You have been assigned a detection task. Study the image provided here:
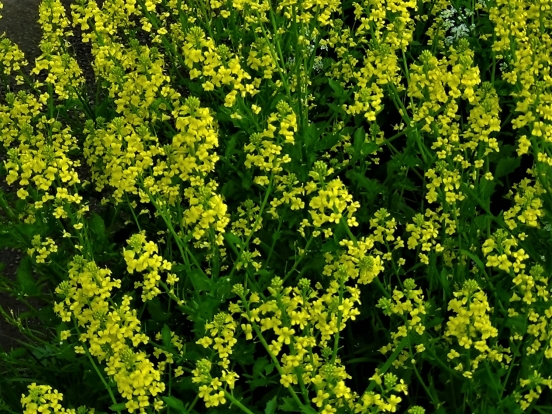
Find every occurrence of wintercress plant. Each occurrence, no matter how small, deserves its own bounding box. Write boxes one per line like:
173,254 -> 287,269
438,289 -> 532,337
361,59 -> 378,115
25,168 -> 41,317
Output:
0,0 -> 551,413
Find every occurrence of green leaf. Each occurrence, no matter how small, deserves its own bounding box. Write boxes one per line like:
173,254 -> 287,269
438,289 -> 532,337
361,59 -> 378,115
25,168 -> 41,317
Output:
279,397 -> 300,412
215,276 -> 233,300
234,340 -> 256,365
224,135 -> 238,159
366,337 -> 409,393
189,269 -> 211,292
265,363 -> 275,375
17,256 -> 39,296
224,232 -> 243,255
300,406 -> 318,414
328,78 -> 345,98
147,297 -> 171,322
89,213 -> 106,240
314,132 -> 341,152
161,396 -> 186,412
321,240 -> 338,252
265,396 -> 278,414
478,178 -> 496,202
459,249 -> 488,277
220,179 -> 242,202
161,324 -> 173,349
109,402 -> 127,412
304,122 -> 321,152
255,269 -> 274,285
241,172 -> 253,190
333,220 -> 348,243
0,228 -> 19,248
253,357 -> 270,378
353,126 -> 366,161
495,156 -> 520,179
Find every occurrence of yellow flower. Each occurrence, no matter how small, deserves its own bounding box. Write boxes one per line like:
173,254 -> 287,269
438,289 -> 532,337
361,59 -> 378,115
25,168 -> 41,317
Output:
312,389 -> 330,407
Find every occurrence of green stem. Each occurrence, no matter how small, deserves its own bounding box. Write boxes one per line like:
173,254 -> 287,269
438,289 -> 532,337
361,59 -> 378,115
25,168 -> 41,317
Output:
282,234 -> 314,283
73,321 -> 120,412
224,390 -> 255,414
227,175 -> 274,280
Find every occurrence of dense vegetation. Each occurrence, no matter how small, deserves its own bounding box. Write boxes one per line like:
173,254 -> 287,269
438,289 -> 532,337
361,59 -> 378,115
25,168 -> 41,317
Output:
0,0 -> 552,413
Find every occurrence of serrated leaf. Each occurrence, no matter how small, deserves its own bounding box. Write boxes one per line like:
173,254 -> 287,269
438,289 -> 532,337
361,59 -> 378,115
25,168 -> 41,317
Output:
253,357 -> 269,378
220,179 -> 241,202
109,402 -> 126,412
89,213 -> 106,239
161,324 -> 173,349
0,229 -> 19,248
328,78 -> 345,98
304,122 -> 321,152
321,240 -> 337,252
225,232 -> 242,245
315,132 -> 341,152
17,256 -> 39,296
478,179 -> 496,202
279,397 -> 300,412
459,249 -> 488,277
224,135 -> 237,158
300,406 -> 318,414
353,127 -> 365,161
265,396 -> 278,414
495,156 -> 520,179
161,396 -> 186,412
189,269 -> 211,292
265,363 -> 275,375
147,297 -> 171,322
241,172 -> 253,190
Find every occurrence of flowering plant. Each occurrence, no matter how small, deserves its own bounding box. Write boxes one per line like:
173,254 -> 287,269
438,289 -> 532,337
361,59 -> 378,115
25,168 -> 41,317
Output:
0,0 -> 551,413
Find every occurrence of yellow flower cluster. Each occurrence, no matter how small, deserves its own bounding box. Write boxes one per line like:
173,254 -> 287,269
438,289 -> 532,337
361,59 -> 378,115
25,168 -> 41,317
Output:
330,0 -> 418,121
268,171 -> 306,217
194,312 -> 240,407
21,383 -> 94,414
0,36 -> 27,84
297,160 -> 360,239
246,37 -> 279,80
516,370 -> 552,411
0,90 -> 82,224
489,0 -> 552,166
69,0 -> 142,44
324,237 -> 385,285
181,179 -> 230,247
183,25 -> 260,101
425,162 -> 466,205
83,116 -> 160,202
84,94 -> 230,247
123,231 -> 176,301
444,279 -> 509,379
196,274 -> 363,412
405,208 -> 445,265
27,234 -> 58,264
53,256 -> 165,413
503,175 -> 546,230
377,279 -> 427,359
355,370 -> 409,413
243,100 -> 297,185
32,0 -> 85,101
94,40 -> 172,124
231,199 -> 264,238
462,81 -> 501,155
368,208 -> 405,262
153,329 -> 185,373
3,115 -> 81,193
